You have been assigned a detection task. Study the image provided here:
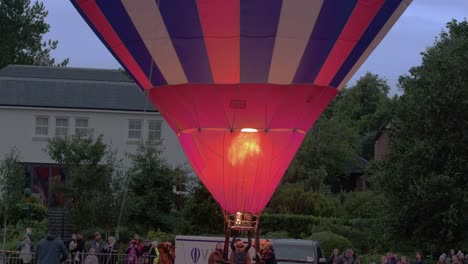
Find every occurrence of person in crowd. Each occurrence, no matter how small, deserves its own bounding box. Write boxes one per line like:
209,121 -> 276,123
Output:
414,252 -> 425,264
17,235 -> 33,264
450,250 -> 456,259
336,249 -> 354,264
208,243 -> 224,264
36,229 -> 68,264
143,239 -> 153,255
381,256 -> 388,264
353,253 -> 360,264
104,236 -> 119,264
90,232 -> 107,263
463,254 -> 468,264
148,241 -> 160,264
126,239 -> 141,264
167,242 -> 176,264
158,242 -> 174,264
261,240 -> 277,264
69,233 -> 79,263
134,235 -> 144,253
386,252 -> 398,264
90,232 -> 106,252
76,233 -> 85,259
84,248 -> 99,264
437,255 -> 447,264
452,255 -> 460,264
400,256 -> 410,264
230,233 -> 252,264
328,249 -> 339,264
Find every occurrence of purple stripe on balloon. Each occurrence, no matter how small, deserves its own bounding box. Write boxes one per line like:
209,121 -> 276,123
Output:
70,0 -> 145,90
158,0 -> 213,83
293,0 -> 358,84
240,0 -> 282,83
95,0 -> 167,86
330,0 -> 403,88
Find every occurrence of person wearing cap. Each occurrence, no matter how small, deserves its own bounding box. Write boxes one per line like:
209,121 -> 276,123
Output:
36,229 -> 68,264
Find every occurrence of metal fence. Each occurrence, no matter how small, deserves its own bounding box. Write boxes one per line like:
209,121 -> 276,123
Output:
0,250 -> 157,264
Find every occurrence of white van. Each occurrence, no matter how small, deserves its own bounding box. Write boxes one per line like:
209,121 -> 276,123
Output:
175,235 -> 326,264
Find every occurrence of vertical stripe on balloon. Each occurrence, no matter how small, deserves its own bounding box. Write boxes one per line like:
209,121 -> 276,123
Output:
72,0 -> 152,90
240,0 -> 282,83
196,0 -> 240,84
332,0 -> 411,90
314,0 -> 385,86
293,0 -> 358,84
95,0 -> 167,86
122,0 -> 187,85
158,0 -> 213,83
268,0 -> 324,84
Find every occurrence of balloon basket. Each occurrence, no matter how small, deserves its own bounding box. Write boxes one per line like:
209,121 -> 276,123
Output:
224,211 -> 259,232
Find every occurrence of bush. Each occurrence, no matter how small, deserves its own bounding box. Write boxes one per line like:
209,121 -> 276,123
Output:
260,214 -> 373,239
310,231 -> 353,257
263,231 -> 291,239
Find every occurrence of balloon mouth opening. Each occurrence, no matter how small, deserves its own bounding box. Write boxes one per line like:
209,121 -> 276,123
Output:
240,128 -> 258,133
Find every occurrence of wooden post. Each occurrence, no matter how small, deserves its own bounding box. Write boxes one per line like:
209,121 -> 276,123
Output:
255,220 -> 260,264
223,215 -> 231,262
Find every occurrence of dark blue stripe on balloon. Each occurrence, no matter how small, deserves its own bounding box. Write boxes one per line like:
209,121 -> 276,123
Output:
70,0 -> 145,90
95,0 -> 167,86
293,0 -> 358,84
240,0 -> 282,83
158,0 -> 213,83
330,0 -> 403,88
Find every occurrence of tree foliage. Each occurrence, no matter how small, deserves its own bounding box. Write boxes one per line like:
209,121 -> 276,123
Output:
370,20 -> 468,247
0,148 -> 25,206
0,0 -> 68,69
125,141 -> 178,232
287,73 -> 392,192
46,133 -> 123,231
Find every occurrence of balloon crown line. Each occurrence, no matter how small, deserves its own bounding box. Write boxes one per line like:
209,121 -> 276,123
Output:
177,127 -> 306,135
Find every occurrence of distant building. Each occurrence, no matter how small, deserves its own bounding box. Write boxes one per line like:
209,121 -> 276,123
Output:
0,65 -> 189,207
373,125 -> 390,161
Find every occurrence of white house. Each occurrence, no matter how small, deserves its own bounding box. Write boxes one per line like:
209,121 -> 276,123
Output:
0,65 -> 190,206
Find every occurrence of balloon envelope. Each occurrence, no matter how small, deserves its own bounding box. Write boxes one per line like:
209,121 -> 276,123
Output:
71,0 -> 411,214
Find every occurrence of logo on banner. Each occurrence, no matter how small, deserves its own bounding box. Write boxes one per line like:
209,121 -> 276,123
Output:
191,248 -> 201,263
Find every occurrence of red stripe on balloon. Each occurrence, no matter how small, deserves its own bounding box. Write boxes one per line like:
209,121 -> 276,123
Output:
196,0 -> 240,83
314,0 -> 385,86
76,0 -> 152,89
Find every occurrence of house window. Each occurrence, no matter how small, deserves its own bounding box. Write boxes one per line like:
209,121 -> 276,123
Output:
128,119 -> 142,140
148,120 -> 162,141
35,116 -> 49,136
75,118 -> 89,135
55,118 -> 69,137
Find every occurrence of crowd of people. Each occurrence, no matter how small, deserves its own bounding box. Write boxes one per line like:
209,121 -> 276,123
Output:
327,249 -> 468,264
15,231 -> 175,264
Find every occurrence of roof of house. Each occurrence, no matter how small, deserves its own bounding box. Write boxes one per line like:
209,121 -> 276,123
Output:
0,65 -> 157,112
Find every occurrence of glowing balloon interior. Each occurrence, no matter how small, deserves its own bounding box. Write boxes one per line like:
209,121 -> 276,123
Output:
71,0 -> 412,215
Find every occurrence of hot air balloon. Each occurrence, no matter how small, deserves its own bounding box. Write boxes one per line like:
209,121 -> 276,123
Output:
71,0 -> 411,251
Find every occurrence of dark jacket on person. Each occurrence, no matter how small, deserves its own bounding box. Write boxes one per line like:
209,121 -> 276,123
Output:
36,233 -> 68,264
261,246 -> 277,264
336,255 -> 354,264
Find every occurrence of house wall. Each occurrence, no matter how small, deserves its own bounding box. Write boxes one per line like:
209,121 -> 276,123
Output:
374,129 -> 390,161
0,106 -> 188,168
